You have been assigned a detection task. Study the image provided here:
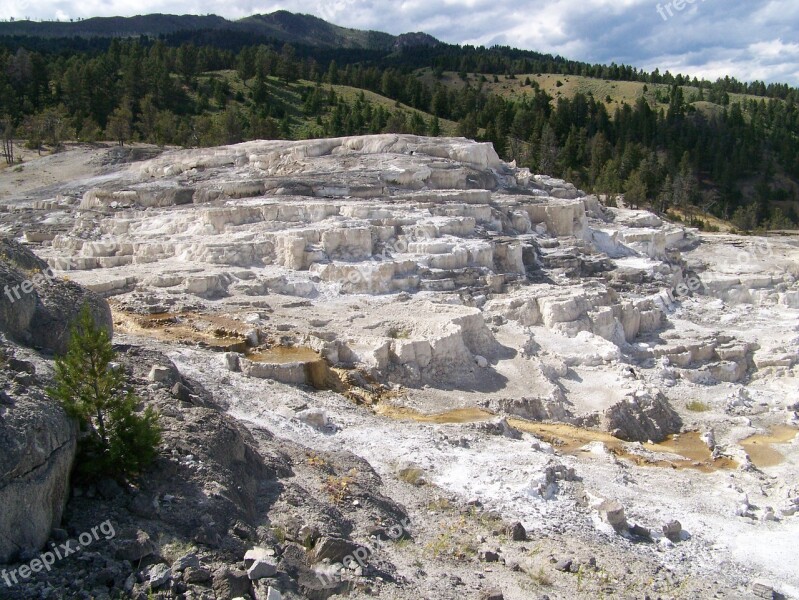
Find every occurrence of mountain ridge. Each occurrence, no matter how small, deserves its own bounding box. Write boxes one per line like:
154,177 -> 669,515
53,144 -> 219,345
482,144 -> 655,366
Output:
0,10 -> 441,50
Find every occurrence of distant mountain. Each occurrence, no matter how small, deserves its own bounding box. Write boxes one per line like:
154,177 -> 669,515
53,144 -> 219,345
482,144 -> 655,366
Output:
0,10 -> 440,51
0,14 -> 228,38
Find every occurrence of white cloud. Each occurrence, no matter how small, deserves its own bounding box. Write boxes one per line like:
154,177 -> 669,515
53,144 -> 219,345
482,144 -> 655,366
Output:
1,0 -> 797,85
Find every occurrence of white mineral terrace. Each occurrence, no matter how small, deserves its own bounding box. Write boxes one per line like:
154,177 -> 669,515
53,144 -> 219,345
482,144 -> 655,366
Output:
22,134 -> 799,594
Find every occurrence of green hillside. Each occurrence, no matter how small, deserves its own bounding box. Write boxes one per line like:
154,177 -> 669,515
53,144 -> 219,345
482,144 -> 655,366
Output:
1,13 -> 797,231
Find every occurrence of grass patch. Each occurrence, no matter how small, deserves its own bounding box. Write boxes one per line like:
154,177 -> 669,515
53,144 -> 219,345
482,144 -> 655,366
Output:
425,519 -> 478,559
397,467 -> 426,486
686,400 -> 710,412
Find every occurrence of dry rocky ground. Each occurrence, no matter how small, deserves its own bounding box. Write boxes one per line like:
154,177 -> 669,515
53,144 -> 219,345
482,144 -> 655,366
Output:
0,136 -> 797,600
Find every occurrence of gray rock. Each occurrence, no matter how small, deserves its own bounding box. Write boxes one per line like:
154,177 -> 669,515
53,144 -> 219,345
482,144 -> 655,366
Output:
184,566 -> 212,583
298,524 -> 320,546
479,549 -> 500,562
597,500 -> 628,532
223,352 -> 241,372
752,581 -> 775,599
115,530 -> 158,562
662,519 -> 682,542
212,567 -> 251,598
312,536 -> 359,563
603,390 -> 682,443
0,238 -> 112,354
554,559 -> 572,572
480,589 -> 504,600
297,408 -> 329,429
629,523 -> 651,539
244,546 -> 276,568
96,478 -> 123,499
0,391 -> 77,563
171,381 -> 192,402
172,552 -> 200,572
508,521 -> 527,541
148,365 -> 171,382
148,563 -> 172,589
128,493 -> 159,518
265,587 -> 282,600
247,557 -> 278,580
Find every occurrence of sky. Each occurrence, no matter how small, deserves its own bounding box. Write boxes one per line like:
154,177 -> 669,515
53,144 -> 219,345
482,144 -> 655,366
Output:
4,0 -> 799,86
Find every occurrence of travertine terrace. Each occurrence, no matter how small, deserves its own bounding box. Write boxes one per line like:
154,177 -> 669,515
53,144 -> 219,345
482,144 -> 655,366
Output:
4,135 -> 799,598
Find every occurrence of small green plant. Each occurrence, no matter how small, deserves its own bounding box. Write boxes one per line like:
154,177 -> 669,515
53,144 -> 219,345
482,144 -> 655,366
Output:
397,467 -> 425,486
161,539 -> 196,563
50,305 -> 161,482
425,517 -> 477,559
394,536 -> 413,549
388,327 -> 411,339
686,400 -> 710,412
271,525 -> 287,544
426,497 -> 453,512
306,451 -> 331,470
323,469 -> 357,504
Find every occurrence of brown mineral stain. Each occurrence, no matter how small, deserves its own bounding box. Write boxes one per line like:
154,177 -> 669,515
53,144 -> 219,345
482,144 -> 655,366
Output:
741,425 -> 798,468
374,405 -> 495,424
112,307 -> 249,351
374,405 -> 736,471
246,346 -> 321,364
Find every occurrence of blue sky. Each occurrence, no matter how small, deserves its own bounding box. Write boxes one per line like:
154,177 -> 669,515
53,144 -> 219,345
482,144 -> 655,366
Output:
4,0 -> 799,85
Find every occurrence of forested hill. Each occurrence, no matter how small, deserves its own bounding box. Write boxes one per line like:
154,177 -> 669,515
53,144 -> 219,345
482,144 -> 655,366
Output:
0,11 -> 440,51
0,12 -> 797,230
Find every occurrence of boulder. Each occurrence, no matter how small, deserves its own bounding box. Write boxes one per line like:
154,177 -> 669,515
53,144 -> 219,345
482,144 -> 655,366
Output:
247,557 -> 278,580
115,530 -> 158,562
312,536 -> 359,563
597,500 -> 628,532
148,564 -> 172,589
0,390 -> 77,563
662,520 -> 682,542
507,522 -> 527,541
0,238 -> 112,355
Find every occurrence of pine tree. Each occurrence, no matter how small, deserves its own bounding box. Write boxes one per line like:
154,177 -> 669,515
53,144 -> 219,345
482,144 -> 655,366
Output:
106,103 -> 133,146
50,306 -> 160,481
624,169 -> 647,209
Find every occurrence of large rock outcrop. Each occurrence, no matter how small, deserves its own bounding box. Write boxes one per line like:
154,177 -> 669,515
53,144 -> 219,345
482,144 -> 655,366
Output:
0,240 -> 113,563
0,239 -> 112,355
0,346 -> 77,563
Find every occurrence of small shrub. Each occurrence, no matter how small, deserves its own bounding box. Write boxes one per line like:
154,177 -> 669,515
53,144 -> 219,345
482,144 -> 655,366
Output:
324,469 -> 357,504
306,451 -> 330,469
271,525 -> 286,544
686,400 -> 710,412
388,327 -> 411,339
398,467 -> 425,486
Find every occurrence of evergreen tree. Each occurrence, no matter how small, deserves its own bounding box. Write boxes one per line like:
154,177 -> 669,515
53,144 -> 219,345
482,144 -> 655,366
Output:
50,306 -> 160,481
624,169 -> 648,209
106,103 -> 133,146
